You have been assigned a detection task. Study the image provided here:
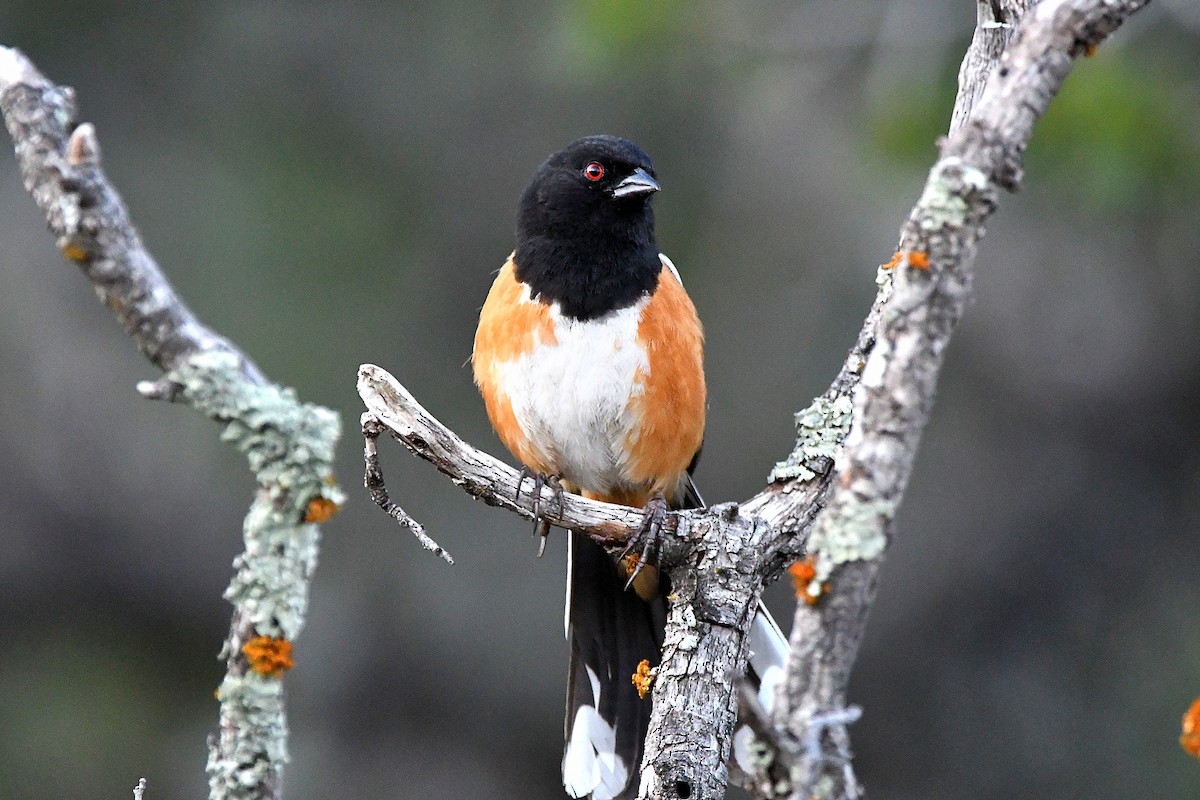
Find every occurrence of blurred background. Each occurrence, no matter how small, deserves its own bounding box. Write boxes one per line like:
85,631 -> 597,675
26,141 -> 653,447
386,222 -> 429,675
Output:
0,1 -> 1197,798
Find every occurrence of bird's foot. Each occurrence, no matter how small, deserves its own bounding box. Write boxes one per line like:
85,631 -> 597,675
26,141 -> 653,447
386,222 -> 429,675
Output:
620,493 -> 669,590
515,467 -> 564,557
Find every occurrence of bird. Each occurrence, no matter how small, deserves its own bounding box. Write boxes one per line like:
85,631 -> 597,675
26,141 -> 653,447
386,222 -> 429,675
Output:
472,135 -> 785,800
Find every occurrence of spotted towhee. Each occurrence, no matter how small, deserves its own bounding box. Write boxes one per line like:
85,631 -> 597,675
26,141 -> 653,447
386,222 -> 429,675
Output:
473,135 -> 785,799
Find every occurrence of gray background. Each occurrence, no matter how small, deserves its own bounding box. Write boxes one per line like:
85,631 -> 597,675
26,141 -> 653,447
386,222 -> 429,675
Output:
0,2 -> 1197,798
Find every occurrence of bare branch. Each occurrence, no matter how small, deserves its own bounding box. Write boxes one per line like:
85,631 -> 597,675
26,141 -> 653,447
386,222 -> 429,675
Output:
358,364 -> 648,546
0,46 -> 344,800
951,0 -> 1035,136
362,413 -> 455,564
742,0 -> 1032,579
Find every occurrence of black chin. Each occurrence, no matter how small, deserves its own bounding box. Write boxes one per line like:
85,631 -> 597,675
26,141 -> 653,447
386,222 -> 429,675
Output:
515,184 -> 660,321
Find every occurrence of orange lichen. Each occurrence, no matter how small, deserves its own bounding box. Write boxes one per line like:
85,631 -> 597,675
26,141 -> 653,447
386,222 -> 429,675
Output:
907,250 -> 930,270
242,635 -> 294,678
303,495 -> 340,523
881,250 -> 929,271
789,556 -> 828,606
632,659 -> 654,699
61,243 -> 88,262
1181,698 -> 1200,758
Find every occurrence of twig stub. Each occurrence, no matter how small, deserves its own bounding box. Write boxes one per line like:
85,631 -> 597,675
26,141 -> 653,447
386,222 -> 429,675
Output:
362,412 -> 455,564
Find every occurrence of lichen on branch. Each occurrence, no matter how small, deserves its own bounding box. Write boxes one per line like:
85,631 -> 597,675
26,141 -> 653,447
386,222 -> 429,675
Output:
0,45 -> 345,800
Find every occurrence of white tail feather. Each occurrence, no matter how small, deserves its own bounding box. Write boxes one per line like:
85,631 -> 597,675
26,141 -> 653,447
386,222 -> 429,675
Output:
563,702 -> 629,799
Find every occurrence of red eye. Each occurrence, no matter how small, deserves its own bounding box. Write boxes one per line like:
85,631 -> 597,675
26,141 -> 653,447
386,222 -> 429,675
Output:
584,162 -> 605,181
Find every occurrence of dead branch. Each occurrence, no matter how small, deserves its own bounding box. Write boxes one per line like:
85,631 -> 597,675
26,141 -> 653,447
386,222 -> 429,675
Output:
359,364 -> 662,547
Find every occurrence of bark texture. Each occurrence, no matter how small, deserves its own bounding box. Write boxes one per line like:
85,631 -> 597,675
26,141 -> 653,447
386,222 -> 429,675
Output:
0,46 -> 344,800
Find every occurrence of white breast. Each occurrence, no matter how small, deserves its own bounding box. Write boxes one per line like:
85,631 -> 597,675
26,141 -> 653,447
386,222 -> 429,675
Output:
497,289 -> 649,493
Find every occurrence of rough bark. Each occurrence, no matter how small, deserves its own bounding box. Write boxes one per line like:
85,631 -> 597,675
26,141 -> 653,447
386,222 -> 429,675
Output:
0,46 -> 345,800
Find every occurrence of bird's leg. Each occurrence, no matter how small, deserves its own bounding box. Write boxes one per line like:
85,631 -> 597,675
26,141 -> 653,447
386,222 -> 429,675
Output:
535,475 -> 567,557
516,467 -> 564,557
620,493 -> 669,590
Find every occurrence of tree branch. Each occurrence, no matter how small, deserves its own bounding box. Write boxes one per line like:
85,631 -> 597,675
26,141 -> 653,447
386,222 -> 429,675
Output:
773,2 -> 1150,798
363,414 -> 456,564
358,372 -> 773,800
0,46 -> 345,800
741,0 -> 1034,577
359,364 -> 650,546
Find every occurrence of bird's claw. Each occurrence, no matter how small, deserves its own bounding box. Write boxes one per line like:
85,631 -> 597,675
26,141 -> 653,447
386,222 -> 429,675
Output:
516,467 -> 564,558
620,493 -> 668,590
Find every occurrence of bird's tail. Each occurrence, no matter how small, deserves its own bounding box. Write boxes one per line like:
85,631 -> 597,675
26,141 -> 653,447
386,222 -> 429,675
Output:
563,531 -> 665,800
561,470 -> 790,799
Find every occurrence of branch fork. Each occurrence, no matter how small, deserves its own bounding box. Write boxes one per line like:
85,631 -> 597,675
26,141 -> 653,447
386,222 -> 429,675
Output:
359,362 -> 787,800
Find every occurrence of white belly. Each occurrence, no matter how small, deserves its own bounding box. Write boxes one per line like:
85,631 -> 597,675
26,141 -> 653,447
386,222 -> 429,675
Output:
497,298 -> 649,492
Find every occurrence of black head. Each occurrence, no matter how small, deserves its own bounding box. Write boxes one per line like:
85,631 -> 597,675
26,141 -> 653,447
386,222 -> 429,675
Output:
514,135 -> 662,321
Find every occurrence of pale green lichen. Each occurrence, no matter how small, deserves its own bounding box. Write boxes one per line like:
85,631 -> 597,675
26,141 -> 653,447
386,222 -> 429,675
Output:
914,157 -> 990,233
769,395 -> 855,484
207,673 -> 289,796
168,350 -> 344,641
807,497 -> 894,585
875,264 -> 894,302
167,350 -> 344,800
915,172 -> 971,231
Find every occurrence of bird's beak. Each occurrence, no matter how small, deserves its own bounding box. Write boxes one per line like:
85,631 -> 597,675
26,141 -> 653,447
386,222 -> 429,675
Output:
611,167 -> 660,199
